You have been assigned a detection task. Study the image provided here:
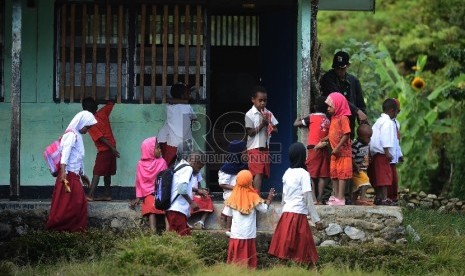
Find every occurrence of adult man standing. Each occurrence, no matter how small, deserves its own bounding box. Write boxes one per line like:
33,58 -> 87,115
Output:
320,51 -> 367,137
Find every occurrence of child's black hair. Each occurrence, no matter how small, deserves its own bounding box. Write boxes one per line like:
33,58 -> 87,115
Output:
357,123 -> 372,137
82,97 -> 98,113
251,85 -> 267,98
170,83 -> 188,99
314,96 -> 327,113
382,98 -> 398,112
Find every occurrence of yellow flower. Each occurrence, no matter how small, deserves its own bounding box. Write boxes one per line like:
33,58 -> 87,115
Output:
411,66 -> 419,71
411,77 -> 426,90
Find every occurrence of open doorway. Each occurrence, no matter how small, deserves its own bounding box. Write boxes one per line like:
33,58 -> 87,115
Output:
207,3 -> 297,193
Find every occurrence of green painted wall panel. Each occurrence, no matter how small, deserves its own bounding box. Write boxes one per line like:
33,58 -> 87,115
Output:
3,0 -> 12,103
37,0 -> 55,103
0,103 -> 206,187
21,3 -> 38,103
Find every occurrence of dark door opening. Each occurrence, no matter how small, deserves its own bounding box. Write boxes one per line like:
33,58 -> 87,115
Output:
206,6 -> 296,193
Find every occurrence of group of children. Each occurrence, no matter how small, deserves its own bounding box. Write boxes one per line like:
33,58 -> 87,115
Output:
49,81 -> 402,269
295,92 -> 402,206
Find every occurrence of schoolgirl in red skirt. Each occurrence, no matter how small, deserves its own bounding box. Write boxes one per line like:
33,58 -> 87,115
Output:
46,111 -> 97,232
268,142 -> 323,266
133,137 -> 168,232
222,170 -> 275,269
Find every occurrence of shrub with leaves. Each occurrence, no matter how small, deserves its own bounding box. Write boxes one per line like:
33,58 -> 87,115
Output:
0,229 -> 122,266
116,231 -> 203,275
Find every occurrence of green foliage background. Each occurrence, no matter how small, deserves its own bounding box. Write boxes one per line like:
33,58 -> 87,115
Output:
317,0 -> 465,197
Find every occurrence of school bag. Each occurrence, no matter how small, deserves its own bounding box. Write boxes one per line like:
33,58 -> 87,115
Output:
43,130 -> 75,177
155,163 -> 191,210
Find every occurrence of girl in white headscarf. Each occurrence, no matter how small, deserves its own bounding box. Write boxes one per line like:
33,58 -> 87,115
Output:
46,111 -> 97,232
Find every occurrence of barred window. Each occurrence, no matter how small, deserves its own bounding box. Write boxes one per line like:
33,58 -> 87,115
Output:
210,15 -> 259,46
55,2 -> 206,103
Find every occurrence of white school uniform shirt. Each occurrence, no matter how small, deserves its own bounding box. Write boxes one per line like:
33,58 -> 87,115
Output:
370,113 -> 397,157
392,118 -> 403,164
218,170 -> 237,200
281,168 -> 320,223
191,173 -> 203,190
245,106 -> 278,150
168,160 -> 194,217
222,203 -> 269,239
60,132 -> 84,175
158,104 -> 197,147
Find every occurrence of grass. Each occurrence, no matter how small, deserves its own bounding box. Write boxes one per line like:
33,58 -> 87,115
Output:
1,209 -> 465,275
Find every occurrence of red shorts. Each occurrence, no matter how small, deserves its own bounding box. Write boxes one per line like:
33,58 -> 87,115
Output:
306,148 -> 330,178
368,154 -> 393,187
329,155 -> 352,180
247,149 -> 270,178
93,150 -> 117,176
165,210 -> 191,236
141,194 -> 165,216
160,143 -> 177,167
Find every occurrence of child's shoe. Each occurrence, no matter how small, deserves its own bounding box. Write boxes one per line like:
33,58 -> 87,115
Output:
326,196 -> 336,205
328,197 -> 345,206
193,221 -> 205,230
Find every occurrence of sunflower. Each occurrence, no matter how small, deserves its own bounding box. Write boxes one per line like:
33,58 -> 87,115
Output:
411,77 -> 425,90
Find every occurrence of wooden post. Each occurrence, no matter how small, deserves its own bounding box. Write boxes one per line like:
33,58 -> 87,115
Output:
297,0 -> 312,143
60,5 -> 66,102
139,4 -> 146,103
173,5 -> 179,83
81,4 -> 87,101
105,4 -> 111,100
195,5 -> 201,93
92,4 -> 98,99
162,5 -> 168,103
70,4 -> 76,102
117,5 -> 123,103
10,0 -> 22,200
184,5 -> 190,84
151,5 -> 157,103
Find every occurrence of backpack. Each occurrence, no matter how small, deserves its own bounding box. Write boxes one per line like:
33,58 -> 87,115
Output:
43,130 -> 75,177
155,164 -> 191,210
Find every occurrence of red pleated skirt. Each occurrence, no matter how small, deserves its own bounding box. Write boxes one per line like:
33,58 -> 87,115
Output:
141,194 -> 165,216
191,195 -> 214,215
268,212 -> 319,264
45,171 -> 87,232
227,238 -> 257,269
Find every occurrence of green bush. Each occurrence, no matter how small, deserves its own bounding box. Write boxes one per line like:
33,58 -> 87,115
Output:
0,229 -> 136,266
192,231 -> 228,266
116,231 -> 203,275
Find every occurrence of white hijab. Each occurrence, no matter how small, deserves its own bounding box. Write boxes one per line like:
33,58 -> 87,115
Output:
64,110 -> 97,156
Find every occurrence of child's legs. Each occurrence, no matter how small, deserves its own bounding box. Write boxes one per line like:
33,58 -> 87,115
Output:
331,178 -> 339,197
311,178 -> 318,202
337,179 -> 346,200
317,178 -> 327,202
199,212 -> 209,223
226,216 -> 232,231
253,174 -> 263,192
103,175 -> 112,198
88,175 -> 100,198
148,214 -> 157,232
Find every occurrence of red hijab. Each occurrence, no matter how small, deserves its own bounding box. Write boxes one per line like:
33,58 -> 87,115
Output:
325,92 -> 351,118
135,137 -> 168,198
